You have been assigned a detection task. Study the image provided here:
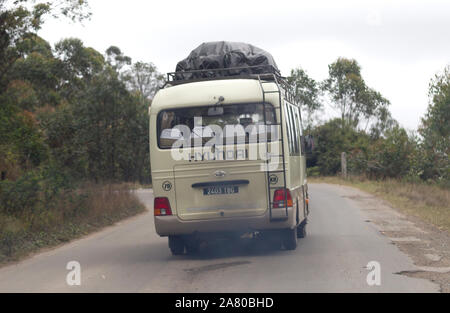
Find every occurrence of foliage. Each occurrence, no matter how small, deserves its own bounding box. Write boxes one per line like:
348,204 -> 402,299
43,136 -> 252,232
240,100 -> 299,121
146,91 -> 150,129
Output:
54,38 -> 104,99
0,16 -> 156,183
123,61 -> 165,106
0,91 -> 47,176
308,118 -> 370,175
307,61 -> 448,186
0,0 -> 160,263
0,179 -> 144,262
322,58 -> 391,133
311,118 -> 433,181
68,66 -> 150,182
358,126 -> 415,179
0,0 -> 90,89
418,65 -> 450,182
287,68 -> 322,131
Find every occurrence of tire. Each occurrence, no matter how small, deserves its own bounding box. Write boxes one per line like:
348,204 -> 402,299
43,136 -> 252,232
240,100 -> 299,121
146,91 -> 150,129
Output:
168,236 -> 185,255
282,228 -> 298,250
297,220 -> 307,238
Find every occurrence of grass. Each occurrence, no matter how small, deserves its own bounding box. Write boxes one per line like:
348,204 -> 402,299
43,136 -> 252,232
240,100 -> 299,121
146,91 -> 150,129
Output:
309,176 -> 450,233
0,183 -> 146,265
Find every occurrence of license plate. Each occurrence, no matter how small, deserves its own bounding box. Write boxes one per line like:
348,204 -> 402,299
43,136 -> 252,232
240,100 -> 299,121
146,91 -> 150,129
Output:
203,186 -> 239,196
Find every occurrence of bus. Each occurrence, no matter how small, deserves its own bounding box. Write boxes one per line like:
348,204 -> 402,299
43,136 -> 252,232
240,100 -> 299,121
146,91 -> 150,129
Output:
149,66 -> 310,255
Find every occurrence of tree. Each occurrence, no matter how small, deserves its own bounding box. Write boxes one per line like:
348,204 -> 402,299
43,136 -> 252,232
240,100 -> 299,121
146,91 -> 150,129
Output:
0,1 -> 90,181
105,46 -> 131,71
54,38 -> 104,100
124,61 -> 165,106
418,65 -> 450,181
10,35 -> 62,107
422,65 -> 450,141
365,126 -> 415,179
62,64 -> 148,182
36,42 -> 155,183
368,106 -> 398,139
322,58 -> 390,130
0,0 -> 90,90
287,68 -> 322,131
308,118 -> 370,175
0,90 -> 47,179
1,1 -> 91,22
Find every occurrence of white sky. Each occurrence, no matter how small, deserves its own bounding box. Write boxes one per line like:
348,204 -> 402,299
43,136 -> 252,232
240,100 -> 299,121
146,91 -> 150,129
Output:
39,0 -> 449,130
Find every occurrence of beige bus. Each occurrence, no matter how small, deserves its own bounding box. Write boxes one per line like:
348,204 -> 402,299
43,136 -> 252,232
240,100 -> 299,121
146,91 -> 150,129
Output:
149,67 -> 310,255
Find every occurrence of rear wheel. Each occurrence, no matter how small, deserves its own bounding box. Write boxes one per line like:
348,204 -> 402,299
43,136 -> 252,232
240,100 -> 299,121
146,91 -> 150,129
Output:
282,228 -> 298,250
168,236 -> 185,255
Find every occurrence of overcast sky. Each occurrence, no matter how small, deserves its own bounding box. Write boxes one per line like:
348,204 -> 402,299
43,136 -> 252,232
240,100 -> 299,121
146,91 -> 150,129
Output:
39,0 -> 449,130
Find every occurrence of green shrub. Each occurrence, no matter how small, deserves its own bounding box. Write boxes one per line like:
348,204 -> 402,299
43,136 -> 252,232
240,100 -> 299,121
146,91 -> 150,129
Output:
365,126 -> 415,179
0,215 -> 25,257
0,171 -> 41,216
309,118 -> 370,176
307,166 -> 321,177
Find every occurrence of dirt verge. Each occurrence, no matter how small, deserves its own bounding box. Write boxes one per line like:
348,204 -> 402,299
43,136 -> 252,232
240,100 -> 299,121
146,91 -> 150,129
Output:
317,182 -> 450,293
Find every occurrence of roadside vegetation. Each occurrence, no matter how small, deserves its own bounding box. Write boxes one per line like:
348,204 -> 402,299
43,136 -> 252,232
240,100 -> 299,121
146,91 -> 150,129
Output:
0,1 -> 158,263
288,51 -> 448,233
0,183 -> 144,263
292,60 -> 449,188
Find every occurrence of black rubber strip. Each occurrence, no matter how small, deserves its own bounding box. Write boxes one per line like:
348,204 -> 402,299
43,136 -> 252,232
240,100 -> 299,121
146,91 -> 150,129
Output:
192,180 -> 250,188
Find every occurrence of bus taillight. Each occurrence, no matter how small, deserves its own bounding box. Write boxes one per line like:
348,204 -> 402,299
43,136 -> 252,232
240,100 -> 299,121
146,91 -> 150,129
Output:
154,197 -> 173,216
273,189 -> 293,208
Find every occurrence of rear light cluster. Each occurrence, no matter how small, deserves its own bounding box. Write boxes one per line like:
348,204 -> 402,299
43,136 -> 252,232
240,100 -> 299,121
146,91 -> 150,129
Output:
273,188 -> 293,208
154,197 -> 173,216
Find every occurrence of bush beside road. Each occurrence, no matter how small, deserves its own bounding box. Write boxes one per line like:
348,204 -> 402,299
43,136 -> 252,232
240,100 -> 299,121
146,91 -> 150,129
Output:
0,183 -> 145,265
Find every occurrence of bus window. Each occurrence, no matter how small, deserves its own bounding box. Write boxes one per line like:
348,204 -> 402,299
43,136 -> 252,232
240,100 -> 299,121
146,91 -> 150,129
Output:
284,104 -> 293,155
293,106 -> 303,155
285,103 -> 300,156
288,104 -> 300,156
291,106 -> 300,155
157,103 -> 276,149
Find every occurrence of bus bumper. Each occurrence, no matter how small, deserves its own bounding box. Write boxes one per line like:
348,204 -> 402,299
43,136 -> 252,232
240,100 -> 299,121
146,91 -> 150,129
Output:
154,207 -> 296,236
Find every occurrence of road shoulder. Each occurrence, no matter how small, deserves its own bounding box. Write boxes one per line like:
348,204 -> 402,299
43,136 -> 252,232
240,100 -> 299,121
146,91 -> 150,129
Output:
312,182 -> 450,293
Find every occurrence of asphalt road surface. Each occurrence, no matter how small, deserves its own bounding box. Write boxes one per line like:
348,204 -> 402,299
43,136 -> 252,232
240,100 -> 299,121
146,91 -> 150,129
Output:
0,184 -> 439,292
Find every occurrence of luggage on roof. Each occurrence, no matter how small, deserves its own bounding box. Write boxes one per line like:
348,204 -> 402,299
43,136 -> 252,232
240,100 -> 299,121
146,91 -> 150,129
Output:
174,41 -> 280,80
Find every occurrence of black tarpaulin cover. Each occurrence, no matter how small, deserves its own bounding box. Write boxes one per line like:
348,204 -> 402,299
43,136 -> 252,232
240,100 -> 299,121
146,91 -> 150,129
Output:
175,41 -> 280,80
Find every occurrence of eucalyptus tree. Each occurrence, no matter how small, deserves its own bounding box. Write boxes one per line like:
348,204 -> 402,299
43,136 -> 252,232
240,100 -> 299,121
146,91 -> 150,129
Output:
322,58 -> 390,131
418,65 -> 450,181
287,67 -> 322,131
124,61 -> 165,106
0,0 -> 90,89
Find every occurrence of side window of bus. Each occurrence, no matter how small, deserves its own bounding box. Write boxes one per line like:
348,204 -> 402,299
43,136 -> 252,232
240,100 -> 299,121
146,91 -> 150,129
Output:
291,106 -> 300,155
298,108 -> 306,155
285,103 -> 300,156
293,106 -> 304,155
284,103 -> 294,155
290,106 -> 300,155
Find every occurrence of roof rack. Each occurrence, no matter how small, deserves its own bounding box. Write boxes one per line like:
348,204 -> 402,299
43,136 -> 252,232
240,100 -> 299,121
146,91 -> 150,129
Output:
167,64 -> 279,81
164,65 -> 298,106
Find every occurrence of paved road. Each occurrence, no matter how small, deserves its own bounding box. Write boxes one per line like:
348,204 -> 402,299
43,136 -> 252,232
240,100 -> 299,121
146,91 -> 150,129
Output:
0,184 -> 439,292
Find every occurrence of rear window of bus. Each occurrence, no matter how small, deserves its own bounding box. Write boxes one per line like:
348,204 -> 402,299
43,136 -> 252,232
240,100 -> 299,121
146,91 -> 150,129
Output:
157,103 -> 276,149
